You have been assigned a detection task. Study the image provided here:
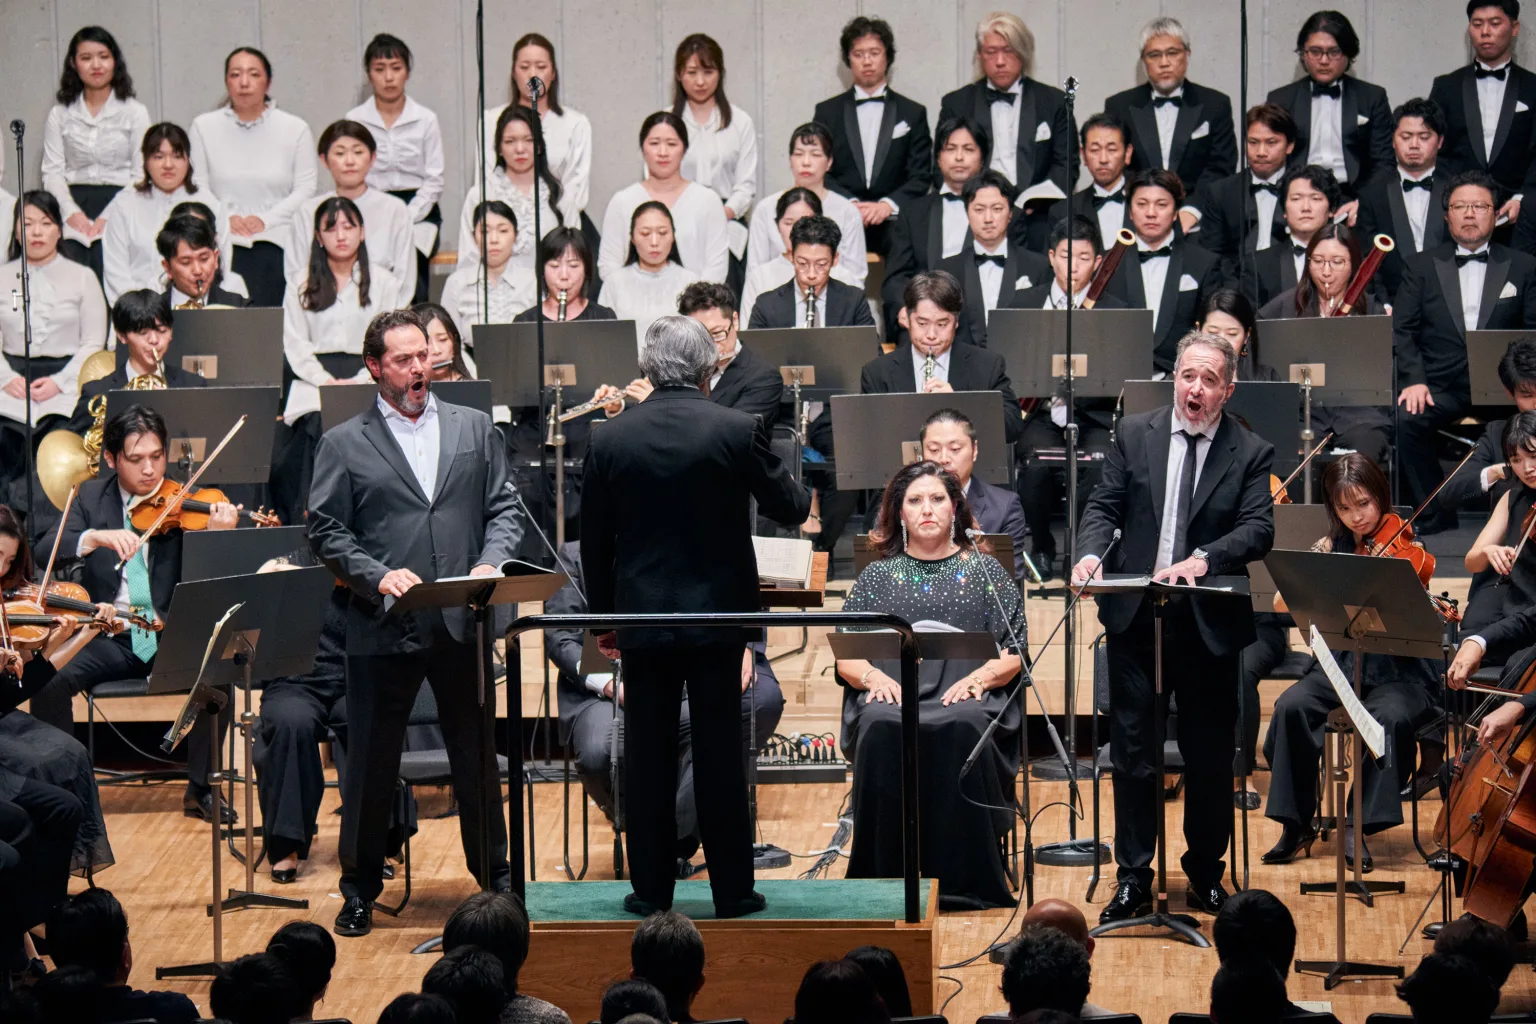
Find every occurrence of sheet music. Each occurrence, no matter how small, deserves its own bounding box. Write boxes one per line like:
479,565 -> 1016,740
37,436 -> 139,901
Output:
1085,575 -> 1236,591
1309,625 -> 1386,758
753,536 -> 814,588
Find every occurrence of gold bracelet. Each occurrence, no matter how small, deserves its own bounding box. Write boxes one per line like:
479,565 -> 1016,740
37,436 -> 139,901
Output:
859,667 -> 879,689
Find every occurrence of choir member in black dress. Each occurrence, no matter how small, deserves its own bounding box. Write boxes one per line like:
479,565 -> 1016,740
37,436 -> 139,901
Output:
919,408 -> 1028,581
1441,336 -> 1536,513
1190,103 -> 1296,284
1242,164 -> 1343,309
1354,98 -> 1452,303
816,16 -> 932,255
747,216 -> 875,330
1046,113 -> 1134,252
678,281 -> 782,427
1461,412 -> 1536,636
1263,454 -> 1439,870
1265,10 -> 1393,195
836,460 -> 1025,909
936,171 -> 1050,347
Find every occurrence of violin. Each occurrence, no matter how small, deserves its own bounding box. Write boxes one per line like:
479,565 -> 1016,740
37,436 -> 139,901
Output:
1270,433 -> 1335,506
128,478 -> 280,536
1364,512 -> 1436,587
4,581 -> 160,634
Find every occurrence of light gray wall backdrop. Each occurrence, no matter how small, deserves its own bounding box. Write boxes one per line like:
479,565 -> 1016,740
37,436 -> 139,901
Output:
0,1 -> 1524,254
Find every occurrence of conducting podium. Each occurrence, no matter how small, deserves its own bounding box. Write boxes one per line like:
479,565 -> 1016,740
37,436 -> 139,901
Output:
830,392 -> 1011,491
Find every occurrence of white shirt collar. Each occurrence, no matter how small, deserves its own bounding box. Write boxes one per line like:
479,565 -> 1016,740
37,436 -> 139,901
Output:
1478,58 -> 1513,72
1094,177 -> 1126,197
376,390 -> 438,425
1152,83 -> 1186,99
223,100 -> 274,129
1400,165 -> 1436,182
973,238 -> 1008,257
1253,167 -> 1285,185
1049,280 -> 1088,307
1171,407 -> 1219,440
716,339 -> 742,371
682,103 -> 721,130
1457,242 -> 1492,257
854,83 -> 889,101
938,183 -> 960,197
1001,78 -> 1023,95
1137,233 -> 1173,252
358,95 -> 424,129
71,92 -> 122,118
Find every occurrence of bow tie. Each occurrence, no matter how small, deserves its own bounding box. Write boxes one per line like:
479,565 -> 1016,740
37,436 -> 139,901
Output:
1456,250 -> 1490,266
1311,81 -> 1342,100
1402,177 -> 1434,193
1250,180 -> 1283,196
1138,246 -> 1173,262
1477,64 -> 1509,80
975,252 -> 1007,267
854,94 -> 886,106
941,192 -> 964,203
1152,95 -> 1182,108
986,86 -> 1017,106
1292,244 -> 1309,258
1091,190 -> 1124,209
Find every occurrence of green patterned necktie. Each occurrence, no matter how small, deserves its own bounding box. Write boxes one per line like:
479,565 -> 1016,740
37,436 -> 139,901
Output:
123,511 -> 157,662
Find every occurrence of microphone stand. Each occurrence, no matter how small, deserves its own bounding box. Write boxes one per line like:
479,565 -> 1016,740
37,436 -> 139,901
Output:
475,0 -> 489,329
10,121 -> 32,526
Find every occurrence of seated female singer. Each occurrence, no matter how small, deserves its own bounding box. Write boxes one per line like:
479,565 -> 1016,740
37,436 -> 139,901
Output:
1263,453 -> 1440,870
412,302 -> 474,382
596,112 -> 730,285
835,461 -> 1025,910
599,202 -> 702,354
1463,413 -> 1536,636
482,32 -> 592,225
455,104 -> 562,277
739,187 -> 859,326
1257,221 -> 1391,468
439,201 -> 537,344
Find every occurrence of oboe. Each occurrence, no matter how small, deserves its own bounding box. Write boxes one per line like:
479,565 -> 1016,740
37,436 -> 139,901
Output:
556,289 -> 568,322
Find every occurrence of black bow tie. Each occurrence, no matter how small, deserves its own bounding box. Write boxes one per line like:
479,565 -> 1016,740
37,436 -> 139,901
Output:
1402,177 -> 1434,193
854,94 -> 886,106
1477,64 -> 1509,80
986,86 -> 1017,106
1138,246 -> 1173,262
1293,244 -> 1309,257
941,191 -> 964,202
1152,95 -> 1182,108
1091,190 -> 1124,209
1250,180 -> 1283,196
1311,81 -> 1342,100
1456,250 -> 1490,266
975,252 -> 1007,267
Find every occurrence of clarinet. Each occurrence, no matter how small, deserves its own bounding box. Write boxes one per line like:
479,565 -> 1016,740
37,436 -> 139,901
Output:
556,289 -> 568,322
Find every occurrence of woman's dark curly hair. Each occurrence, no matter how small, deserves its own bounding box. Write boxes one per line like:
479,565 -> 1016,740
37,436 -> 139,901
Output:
870,460 -> 977,560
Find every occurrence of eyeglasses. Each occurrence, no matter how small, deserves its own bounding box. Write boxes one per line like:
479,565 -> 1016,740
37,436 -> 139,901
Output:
1449,202 -> 1496,214
1142,47 -> 1188,62
1301,46 -> 1344,60
1307,256 -> 1351,270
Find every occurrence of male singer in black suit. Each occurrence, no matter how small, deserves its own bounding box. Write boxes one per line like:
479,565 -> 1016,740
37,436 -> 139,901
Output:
936,171 -> 1050,348
307,308 -> 523,937
1073,332 -> 1275,920
1265,10 -> 1393,194
1191,104 -> 1296,284
1105,17 -> 1236,210
816,16 -> 932,256
582,315 -> 809,917
748,216 -> 875,331
1355,98 -> 1452,303
1103,170 -> 1224,373
1393,170 -> 1536,532
1047,113 -> 1135,253
939,11 -> 1077,243
1430,2 -> 1536,239
676,282 -> 782,428
1441,336 -> 1536,512
156,215 -> 248,309
1241,165 -> 1342,310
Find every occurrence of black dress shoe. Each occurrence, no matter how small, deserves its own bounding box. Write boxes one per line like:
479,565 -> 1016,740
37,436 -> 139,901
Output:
1185,881 -> 1229,914
1261,824 -> 1318,864
1344,827 -> 1373,873
1234,789 -> 1261,811
715,891 -> 767,919
381,863 -> 395,881
1098,880 -> 1151,924
183,791 -> 237,825
271,867 -> 297,884
624,893 -> 660,916
333,896 -> 372,937
1031,552 -> 1055,581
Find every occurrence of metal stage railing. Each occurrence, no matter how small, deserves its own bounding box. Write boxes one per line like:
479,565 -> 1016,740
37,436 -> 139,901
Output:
501,611 -> 923,923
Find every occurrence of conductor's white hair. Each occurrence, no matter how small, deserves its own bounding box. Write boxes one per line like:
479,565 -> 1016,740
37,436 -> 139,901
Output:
640,315 -> 716,389
1176,331 -> 1237,384
1140,17 -> 1191,53
973,12 -> 1035,79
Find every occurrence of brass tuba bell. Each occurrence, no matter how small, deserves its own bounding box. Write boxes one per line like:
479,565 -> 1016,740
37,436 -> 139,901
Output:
36,348 -> 134,511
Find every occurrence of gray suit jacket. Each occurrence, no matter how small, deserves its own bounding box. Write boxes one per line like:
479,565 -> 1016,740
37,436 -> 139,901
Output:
307,397 -> 524,654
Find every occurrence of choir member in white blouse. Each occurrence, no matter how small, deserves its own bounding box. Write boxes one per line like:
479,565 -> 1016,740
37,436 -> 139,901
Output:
673,34 -> 758,273
42,27 -> 151,280
740,188 -> 861,325
482,33 -> 592,225
597,112 -> 730,285
599,201 -> 702,353
0,193 -> 109,444
189,47 -> 317,308
439,200 -> 538,343
349,34 -> 445,304
456,105 -> 563,277
100,123 -> 223,304
284,121 -> 416,304
746,123 -> 869,288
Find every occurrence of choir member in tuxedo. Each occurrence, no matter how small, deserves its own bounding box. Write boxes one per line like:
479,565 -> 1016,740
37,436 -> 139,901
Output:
1258,221 -> 1391,467
747,216 -> 875,330
746,123 -> 869,288
939,11 -> 1078,244
65,290 -> 205,437
1431,3 -> 1536,241
815,16 -> 933,256
1354,98 -> 1452,303
1242,164 -> 1343,309
936,171 -> 1050,348
674,34 -> 757,290
455,105 -> 562,280
920,408 -> 1028,582
740,189 -> 861,325
1102,170 -> 1224,373
1046,112 -> 1134,252
155,213 -> 247,309
1073,332 -> 1275,919
482,33 -> 592,225
880,117 -> 990,340
581,315 -> 808,916
600,203 -> 703,353
1441,336 -> 1536,512
349,34 -> 445,305
1265,10 -> 1393,195
1394,169 -> 1536,531
439,201 -> 538,342
1014,216 -> 1121,579
1106,17 -> 1237,222
189,47 -> 317,307
43,27 -> 150,281
1190,103 -> 1296,283
679,282 -> 782,427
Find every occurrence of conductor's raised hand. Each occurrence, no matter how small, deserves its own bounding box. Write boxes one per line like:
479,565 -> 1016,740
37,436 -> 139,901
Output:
1153,554 -> 1209,587
1445,640 -> 1485,690
1070,554 -> 1102,587
378,568 -> 422,598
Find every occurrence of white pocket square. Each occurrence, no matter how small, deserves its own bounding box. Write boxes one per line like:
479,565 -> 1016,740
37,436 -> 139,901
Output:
1521,101 -> 1532,113
1035,122 -> 1052,142
1179,274 -> 1198,292
892,120 -> 910,139
1356,114 -> 1370,126
1502,281 -> 1519,300
1016,276 -> 1032,289
1190,121 -> 1210,140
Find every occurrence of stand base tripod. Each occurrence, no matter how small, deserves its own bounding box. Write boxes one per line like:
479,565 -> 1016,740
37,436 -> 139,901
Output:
1300,878 -> 1405,905
209,889 -> 309,915
1295,958 -> 1402,991
1090,901 -> 1211,948
754,842 -> 792,869
1030,756 -> 1096,781
1034,837 -> 1110,867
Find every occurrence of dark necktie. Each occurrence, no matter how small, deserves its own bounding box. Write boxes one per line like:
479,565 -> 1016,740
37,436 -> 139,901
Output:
1477,65 -> 1509,80
1250,180 -> 1282,197
1456,250 -> 1490,267
1152,95 -> 1182,108
854,94 -> 885,106
986,86 -> 1017,106
1172,429 -> 1201,562
1402,177 -> 1433,193
1091,190 -> 1124,209
1139,246 -> 1173,263
941,192 -> 964,203
1311,81 -> 1342,100
975,252 -> 1006,267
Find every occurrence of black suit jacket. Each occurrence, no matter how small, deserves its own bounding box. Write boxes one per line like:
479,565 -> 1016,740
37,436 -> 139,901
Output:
1076,407 -> 1275,652
1392,241 -> 1536,397
1046,186 -> 1133,248
938,78 -> 1078,198
1104,80 -> 1237,198
1241,242 -> 1305,311
711,343 -> 782,428
581,386 -> 808,648
43,474 -> 183,619
966,476 -> 1028,581
880,191 -> 948,336
157,284 -> 247,309
1102,239 -> 1224,371
1012,282 -> 1127,312
1353,168 -> 1452,302
747,279 -> 874,331
65,365 -> 207,436
858,343 -> 1024,445
1441,417 -> 1508,512
936,242 -> 1050,348
1191,172 -> 1290,282
1266,75 -> 1394,188
1430,63 -> 1536,200
816,88 -> 933,210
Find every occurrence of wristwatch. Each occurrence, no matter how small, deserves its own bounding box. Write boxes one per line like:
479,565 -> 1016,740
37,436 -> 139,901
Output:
1191,547 -> 1211,567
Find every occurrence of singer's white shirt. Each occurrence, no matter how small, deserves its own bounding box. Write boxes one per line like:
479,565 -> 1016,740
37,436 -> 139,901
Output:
481,104 -> 592,223
598,262 -> 700,355
189,104 -> 317,251
281,262 -> 400,424
41,93 -> 151,228
1155,410 -> 1218,572
285,188 -> 416,305
456,169 -> 562,275
0,254 -> 109,424
598,182 -> 729,285
100,185 -> 229,304
747,188 -> 868,287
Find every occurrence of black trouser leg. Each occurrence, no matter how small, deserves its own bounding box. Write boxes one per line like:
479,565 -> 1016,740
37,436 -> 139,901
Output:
254,683 -> 333,862
1396,392 -> 1467,513
1238,616 -> 1290,772
622,650 -> 687,907
1262,670 -> 1334,830
8,780 -> 83,933
425,641 -> 510,889
338,654 -> 419,902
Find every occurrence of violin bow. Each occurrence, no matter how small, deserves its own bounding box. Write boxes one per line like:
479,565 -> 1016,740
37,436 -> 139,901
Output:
116,414 -> 248,571
1373,445 -> 1482,554
37,484 -> 76,601
1505,503 -> 1536,574
1275,432 -> 1335,495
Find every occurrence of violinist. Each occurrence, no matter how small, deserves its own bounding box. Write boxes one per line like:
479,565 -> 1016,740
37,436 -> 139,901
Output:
35,404 -> 239,825
1263,453 -> 1440,870
1439,337 -> 1536,515
1461,412 -> 1536,635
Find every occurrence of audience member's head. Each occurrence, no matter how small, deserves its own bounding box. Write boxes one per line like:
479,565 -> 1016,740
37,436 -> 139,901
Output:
631,911 -> 706,1022
31,966 -> 101,1024
1019,898 -> 1095,958
1397,952 -> 1500,1024
45,888 -> 130,986
1434,916 -> 1517,991
792,958 -> 892,1024
1212,888 -> 1296,980
265,920 -> 336,1017
1000,925 -> 1091,1018
1013,1012 -> 1078,1024
615,1017 -> 665,1024
443,890 -> 533,995
209,952 -> 305,1024
422,945 -> 508,1024
844,945 -> 913,1017
602,978 -> 672,1024
377,992 -> 459,1024
1211,956 -> 1287,1024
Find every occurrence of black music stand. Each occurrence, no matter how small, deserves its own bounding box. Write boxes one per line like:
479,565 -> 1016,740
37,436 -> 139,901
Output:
154,307 -> 285,387
1121,381 -> 1304,477
988,308 -> 1155,397
472,321 -> 640,407
1082,574 -> 1252,948
1468,329 -> 1531,405
318,380 -> 494,431
102,387 -> 280,485
739,326 -> 881,402
830,392 -> 1011,490
183,526 -> 309,582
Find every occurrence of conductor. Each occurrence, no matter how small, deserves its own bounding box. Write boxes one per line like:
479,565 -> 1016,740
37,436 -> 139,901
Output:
1072,332 -> 1274,922
307,308 -> 523,938
582,316 -> 810,918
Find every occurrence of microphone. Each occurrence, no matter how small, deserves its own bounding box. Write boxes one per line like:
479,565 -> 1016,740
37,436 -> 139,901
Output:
8,120 -> 22,140
527,76 -> 544,100
503,480 -> 587,605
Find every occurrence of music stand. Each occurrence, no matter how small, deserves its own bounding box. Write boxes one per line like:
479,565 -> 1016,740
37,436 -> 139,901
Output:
1121,381 -> 1304,477
183,526 -> 309,582
1468,330 -> 1532,405
103,387 -> 281,485
152,308 -> 285,387
1080,574 -> 1252,948
319,380 -> 494,432
739,326 -> 880,402
988,309 -> 1155,398
830,392 -> 1011,490
472,321 -> 640,407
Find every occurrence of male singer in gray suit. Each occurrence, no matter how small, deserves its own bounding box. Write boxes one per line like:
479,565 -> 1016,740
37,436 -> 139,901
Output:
308,307 -> 523,938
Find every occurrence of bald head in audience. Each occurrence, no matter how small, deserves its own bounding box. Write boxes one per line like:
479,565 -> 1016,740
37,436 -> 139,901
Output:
1021,899 -> 1095,957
